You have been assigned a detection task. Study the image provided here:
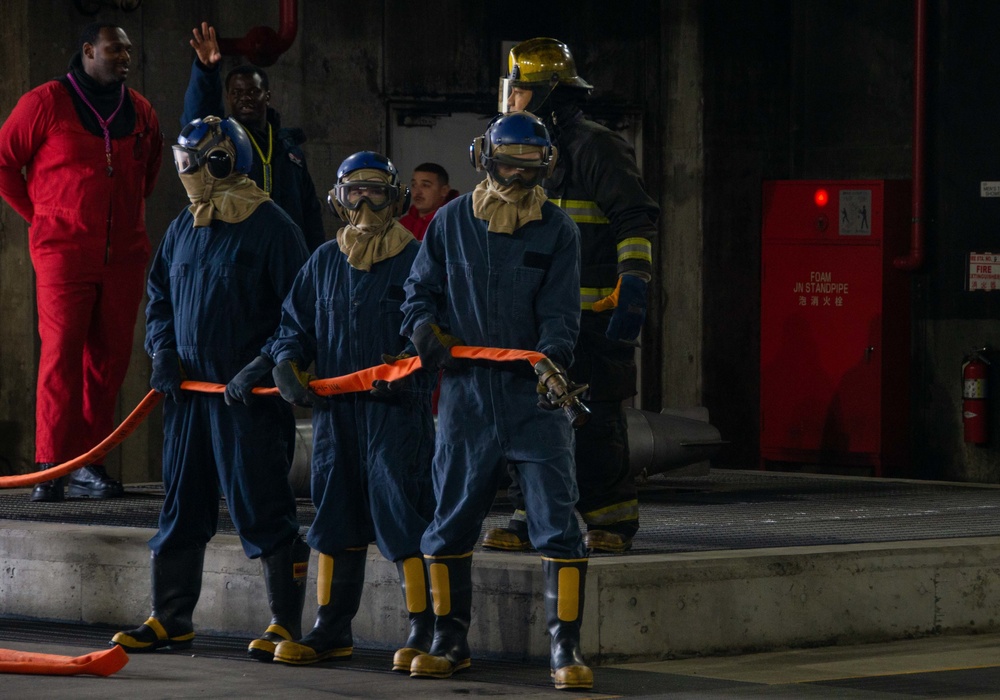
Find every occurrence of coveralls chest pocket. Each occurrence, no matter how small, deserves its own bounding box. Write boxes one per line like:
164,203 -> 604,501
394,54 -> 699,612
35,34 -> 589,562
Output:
213,261 -> 253,298
169,262 -> 189,280
510,266 -> 546,322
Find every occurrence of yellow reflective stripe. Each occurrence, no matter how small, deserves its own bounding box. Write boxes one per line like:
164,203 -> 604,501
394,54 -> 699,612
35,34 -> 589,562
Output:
317,553 -> 333,605
550,198 -> 609,224
581,499 -> 640,526
429,562 -> 451,616
617,237 -> 652,264
422,552 -> 473,560
540,556 -> 589,564
402,557 -> 427,614
581,286 -> 616,311
557,566 -> 580,622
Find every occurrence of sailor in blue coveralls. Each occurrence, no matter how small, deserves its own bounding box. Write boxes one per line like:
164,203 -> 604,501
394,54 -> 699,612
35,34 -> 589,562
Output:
400,112 -> 593,691
244,152 -> 436,672
112,116 -> 311,662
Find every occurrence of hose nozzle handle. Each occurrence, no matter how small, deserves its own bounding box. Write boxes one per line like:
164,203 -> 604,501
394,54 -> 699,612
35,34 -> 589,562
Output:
533,357 -> 591,427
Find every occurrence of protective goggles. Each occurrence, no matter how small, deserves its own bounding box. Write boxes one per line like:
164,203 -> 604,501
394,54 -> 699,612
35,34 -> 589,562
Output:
331,181 -> 398,211
485,153 -> 547,187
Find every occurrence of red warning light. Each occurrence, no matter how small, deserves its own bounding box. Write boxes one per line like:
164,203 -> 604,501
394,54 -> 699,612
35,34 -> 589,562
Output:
814,188 -> 829,207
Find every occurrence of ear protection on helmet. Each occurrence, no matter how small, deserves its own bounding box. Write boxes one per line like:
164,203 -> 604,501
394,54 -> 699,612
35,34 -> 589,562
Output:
398,185 -> 411,216
205,149 -> 235,179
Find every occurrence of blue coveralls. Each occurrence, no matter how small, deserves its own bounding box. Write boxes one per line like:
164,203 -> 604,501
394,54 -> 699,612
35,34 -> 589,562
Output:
145,204 -> 309,559
181,61 -> 326,253
268,232 -> 435,561
401,193 -> 585,559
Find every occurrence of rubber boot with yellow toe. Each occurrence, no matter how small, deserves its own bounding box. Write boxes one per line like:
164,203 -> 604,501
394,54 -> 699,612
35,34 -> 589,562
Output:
392,555 -> 434,672
111,547 -> 204,652
543,556 -> 593,690
248,536 -> 310,661
273,547 -> 366,665
409,553 -> 472,679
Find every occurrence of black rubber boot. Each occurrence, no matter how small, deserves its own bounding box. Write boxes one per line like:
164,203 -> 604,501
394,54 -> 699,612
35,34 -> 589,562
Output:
67,464 -> 124,499
273,547 -> 366,665
248,535 -> 311,662
111,547 -> 205,652
392,555 -> 434,672
30,463 -> 64,503
409,553 -> 472,679
542,556 -> 593,690
481,511 -> 533,551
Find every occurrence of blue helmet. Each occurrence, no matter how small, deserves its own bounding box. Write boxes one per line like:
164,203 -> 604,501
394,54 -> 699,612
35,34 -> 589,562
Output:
173,116 -> 253,179
469,111 -> 557,187
328,151 -> 410,218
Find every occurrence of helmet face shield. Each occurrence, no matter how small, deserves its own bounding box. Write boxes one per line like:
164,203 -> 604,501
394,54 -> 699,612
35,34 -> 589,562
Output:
332,181 -> 398,212
498,78 -> 555,115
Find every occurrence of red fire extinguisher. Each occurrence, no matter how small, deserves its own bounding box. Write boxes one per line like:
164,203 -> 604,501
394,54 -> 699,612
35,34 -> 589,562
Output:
962,348 -> 990,444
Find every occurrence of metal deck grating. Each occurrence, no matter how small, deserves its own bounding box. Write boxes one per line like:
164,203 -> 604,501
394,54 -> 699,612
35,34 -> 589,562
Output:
2,470 -> 1000,555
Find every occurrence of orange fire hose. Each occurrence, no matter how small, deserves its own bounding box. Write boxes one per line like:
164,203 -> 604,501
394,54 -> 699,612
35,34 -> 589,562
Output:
0,346 -> 545,489
0,644 -> 128,676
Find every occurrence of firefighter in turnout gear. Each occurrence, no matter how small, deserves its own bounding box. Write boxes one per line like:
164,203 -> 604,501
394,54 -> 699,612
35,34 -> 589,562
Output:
484,37 -> 659,554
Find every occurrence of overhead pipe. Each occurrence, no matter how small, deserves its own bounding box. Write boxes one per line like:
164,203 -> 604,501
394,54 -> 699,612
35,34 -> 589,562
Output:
217,0 -> 298,67
894,0 -> 928,270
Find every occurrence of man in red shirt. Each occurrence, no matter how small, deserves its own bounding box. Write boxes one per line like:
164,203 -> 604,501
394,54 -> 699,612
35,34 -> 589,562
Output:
398,163 -> 457,241
0,23 -> 162,501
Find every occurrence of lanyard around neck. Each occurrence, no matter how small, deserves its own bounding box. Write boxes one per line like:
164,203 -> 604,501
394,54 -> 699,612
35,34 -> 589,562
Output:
245,124 -> 274,194
66,73 -> 125,177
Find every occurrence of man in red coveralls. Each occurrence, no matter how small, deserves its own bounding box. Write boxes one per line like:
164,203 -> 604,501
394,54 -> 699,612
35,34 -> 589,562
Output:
0,23 -> 163,501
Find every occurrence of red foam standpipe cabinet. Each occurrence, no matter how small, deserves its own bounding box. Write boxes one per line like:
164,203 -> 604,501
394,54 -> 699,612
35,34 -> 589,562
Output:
760,180 -> 912,476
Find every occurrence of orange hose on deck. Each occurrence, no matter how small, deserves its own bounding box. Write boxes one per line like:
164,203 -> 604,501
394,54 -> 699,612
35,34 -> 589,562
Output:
0,644 -> 128,676
0,346 -> 545,488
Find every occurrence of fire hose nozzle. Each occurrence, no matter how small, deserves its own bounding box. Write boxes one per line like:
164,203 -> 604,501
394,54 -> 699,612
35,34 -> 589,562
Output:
533,357 -> 591,428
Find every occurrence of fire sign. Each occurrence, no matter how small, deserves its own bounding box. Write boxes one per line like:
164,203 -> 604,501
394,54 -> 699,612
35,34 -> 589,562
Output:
968,252 -> 1000,291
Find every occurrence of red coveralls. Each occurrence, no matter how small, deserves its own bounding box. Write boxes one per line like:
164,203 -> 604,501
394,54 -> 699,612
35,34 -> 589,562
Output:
0,81 -> 162,463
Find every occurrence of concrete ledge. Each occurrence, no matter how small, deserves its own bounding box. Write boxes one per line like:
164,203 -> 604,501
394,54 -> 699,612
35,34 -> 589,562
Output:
3,521 -> 1000,664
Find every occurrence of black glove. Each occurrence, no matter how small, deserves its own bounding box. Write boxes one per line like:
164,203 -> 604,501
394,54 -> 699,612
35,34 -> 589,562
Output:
272,359 -> 316,407
370,352 -> 413,399
594,274 -> 648,342
150,349 -> 185,403
537,390 -> 558,411
224,356 -> 274,406
370,378 -> 407,399
411,323 -> 463,371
